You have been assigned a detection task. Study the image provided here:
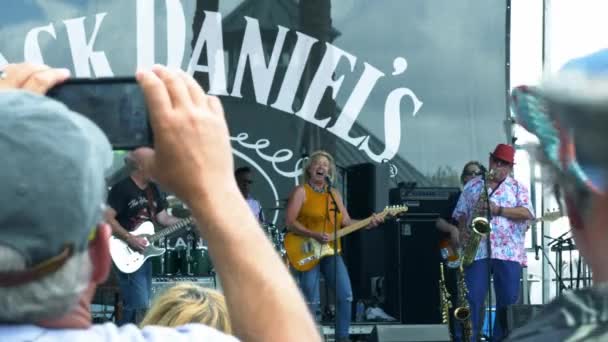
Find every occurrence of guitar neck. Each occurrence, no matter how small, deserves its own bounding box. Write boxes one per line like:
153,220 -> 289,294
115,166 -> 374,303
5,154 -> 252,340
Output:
148,217 -> 193,243
331,216 -> 373,241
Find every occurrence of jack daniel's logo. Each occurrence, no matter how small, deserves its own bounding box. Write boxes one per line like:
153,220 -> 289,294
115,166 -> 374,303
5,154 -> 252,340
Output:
0,0 -> 422,162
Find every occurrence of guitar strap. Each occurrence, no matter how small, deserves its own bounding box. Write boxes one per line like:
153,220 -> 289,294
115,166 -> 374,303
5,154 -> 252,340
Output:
144,185 -> 159,225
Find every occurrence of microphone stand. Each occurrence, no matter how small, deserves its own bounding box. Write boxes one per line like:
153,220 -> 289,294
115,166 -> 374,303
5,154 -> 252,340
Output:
482,171 -> 493,341
537,238 -> 568,295
326,177 -> 341,340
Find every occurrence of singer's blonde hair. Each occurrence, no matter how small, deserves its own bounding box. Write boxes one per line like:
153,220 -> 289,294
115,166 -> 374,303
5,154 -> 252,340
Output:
140,283 -> 231,334
302,150 -> 336,184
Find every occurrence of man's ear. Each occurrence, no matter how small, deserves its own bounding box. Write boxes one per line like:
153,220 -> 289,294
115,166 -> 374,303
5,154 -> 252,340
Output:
89,223 -> 112,284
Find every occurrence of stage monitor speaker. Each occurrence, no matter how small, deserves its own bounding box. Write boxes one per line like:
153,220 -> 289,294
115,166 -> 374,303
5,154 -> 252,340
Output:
343,163 -> 396,320
370,324 -> 450,342
506,304 -> 544,335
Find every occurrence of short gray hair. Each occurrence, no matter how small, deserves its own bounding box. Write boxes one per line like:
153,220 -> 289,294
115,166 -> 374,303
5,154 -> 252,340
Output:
0,246 -> 92,322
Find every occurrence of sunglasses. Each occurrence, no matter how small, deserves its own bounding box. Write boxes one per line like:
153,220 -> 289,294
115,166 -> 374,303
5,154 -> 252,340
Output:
464,170 -> 482,176
491,157 -> 511,167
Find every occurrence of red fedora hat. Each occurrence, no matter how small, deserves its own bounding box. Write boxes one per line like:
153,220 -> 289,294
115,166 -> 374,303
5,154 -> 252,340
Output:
490,143 -> 515,164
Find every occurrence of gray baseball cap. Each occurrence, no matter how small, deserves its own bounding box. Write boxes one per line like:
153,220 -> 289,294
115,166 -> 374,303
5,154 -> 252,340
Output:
0,90 -> 112,286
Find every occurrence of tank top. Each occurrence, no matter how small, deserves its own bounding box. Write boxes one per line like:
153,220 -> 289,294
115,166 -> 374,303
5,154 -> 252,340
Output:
296,183 -> 344,251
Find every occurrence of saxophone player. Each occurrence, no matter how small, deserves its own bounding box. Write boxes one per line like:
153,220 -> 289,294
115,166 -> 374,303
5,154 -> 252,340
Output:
452,144 -> 534,342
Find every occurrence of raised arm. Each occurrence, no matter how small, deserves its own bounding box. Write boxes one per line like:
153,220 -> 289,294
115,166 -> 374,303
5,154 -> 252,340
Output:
134,66 -> 320,342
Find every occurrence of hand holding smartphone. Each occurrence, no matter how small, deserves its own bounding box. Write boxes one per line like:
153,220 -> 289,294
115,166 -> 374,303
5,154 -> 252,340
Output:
47,77 -> 152,150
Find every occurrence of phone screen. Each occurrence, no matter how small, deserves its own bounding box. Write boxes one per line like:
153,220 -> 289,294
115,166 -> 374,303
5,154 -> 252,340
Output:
47,77 -> 151,150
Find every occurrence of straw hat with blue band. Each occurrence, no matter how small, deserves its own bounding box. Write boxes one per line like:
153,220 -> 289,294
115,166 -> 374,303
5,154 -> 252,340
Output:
510,48 -> 608,195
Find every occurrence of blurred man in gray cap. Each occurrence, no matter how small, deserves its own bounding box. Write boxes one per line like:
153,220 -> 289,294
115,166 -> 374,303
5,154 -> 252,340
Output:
0,63 -> 320,341
507,49 -> 608,341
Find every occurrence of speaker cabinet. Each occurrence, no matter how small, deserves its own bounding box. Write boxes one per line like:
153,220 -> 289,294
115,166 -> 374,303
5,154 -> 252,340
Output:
398,218 -> 443,324
342,163 -> 395,320
370,324 -> 450,342
346,162 -> 390,216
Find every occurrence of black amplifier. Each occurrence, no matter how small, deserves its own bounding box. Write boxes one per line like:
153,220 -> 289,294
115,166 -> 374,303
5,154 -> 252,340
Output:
389,187 -> 461,217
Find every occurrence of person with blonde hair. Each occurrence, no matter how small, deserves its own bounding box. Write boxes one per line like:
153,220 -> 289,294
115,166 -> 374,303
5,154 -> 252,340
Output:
141,283 -> 231,334
285,150 -> 382,342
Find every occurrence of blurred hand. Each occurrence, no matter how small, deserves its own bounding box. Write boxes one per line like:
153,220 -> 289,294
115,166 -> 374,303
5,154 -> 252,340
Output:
368,213 -> 384,229
0,63 -> 70,94
313,232 -> 330,244
133,65 -> 236,205
126,235 -> 148,253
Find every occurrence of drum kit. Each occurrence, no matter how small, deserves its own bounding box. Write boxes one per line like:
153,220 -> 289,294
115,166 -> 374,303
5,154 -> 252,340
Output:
157,196 -> 289,277
150,231 -> 213,278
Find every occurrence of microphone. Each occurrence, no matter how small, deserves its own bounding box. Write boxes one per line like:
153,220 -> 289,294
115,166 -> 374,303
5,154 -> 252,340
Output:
325,175 -> 332,190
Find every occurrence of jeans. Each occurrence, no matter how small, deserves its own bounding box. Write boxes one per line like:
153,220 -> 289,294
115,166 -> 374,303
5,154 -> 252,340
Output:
115,260 -> 152,325
465,259 -> 521,342
297,255 -> 353,339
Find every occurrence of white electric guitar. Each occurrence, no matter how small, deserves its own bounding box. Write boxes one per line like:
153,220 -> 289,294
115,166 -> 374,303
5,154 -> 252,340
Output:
109,217 -> 193,273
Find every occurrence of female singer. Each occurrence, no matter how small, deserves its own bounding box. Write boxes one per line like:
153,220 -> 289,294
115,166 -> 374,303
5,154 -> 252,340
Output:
285,150 -> 380,342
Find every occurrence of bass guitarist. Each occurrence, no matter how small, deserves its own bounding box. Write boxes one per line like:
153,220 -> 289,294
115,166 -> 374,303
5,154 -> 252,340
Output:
106,152 -> 181,325
285,150 -> 382,342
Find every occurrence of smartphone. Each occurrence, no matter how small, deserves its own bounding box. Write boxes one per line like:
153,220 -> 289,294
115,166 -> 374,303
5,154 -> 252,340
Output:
47,77 -> 152,150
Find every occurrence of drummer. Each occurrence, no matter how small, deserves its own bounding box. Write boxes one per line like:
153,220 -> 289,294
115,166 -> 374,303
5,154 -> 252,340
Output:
235,166 -> 265,224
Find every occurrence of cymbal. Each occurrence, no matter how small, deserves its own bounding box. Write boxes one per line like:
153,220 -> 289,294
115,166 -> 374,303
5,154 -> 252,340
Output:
167,195 -> 183,207
171,207 -> 192,218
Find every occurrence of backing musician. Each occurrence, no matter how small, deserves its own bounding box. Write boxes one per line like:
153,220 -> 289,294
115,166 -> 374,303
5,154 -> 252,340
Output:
235,166 -> 265,224
105,152 -> 181,325
436,161 -> 485,341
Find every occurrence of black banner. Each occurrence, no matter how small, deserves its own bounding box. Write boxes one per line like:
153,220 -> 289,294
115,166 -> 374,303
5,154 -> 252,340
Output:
1,0 -> 508,226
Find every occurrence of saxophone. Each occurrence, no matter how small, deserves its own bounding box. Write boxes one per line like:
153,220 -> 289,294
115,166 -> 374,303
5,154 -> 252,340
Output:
438,263 -> 452,336
453,265 -> 472,342
460,172 -> 492,267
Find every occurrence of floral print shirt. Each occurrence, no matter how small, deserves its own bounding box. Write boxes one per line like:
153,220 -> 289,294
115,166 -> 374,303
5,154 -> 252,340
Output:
452,176 -> 534,265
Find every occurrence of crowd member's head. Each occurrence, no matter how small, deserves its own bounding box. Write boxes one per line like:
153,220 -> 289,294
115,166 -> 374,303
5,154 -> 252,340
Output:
511,48 -> 608,282
0,78 -> 114,323
141,283 -> 231,333
235,166 -> 253,198
460,161 -> 485,186
488,143 -> 515,182
302,150 -> 336,185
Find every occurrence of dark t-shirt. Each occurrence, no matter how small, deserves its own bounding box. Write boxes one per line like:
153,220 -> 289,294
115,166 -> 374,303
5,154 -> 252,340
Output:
108,176 -> 168,231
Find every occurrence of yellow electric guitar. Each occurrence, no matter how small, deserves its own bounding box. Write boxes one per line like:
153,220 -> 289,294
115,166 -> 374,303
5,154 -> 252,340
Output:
284,205 -> 408,272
